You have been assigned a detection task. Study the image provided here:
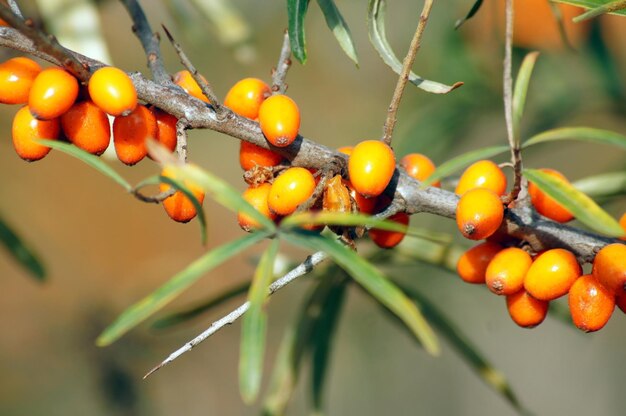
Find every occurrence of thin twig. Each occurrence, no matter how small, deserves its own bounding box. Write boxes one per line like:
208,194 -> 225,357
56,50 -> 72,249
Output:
271,30 -> 292,95
381,0 -> 434,146
143,250 -> 329,379
6,0 -> 22,18
131,187 -> 175,203
176,117 -> 189,163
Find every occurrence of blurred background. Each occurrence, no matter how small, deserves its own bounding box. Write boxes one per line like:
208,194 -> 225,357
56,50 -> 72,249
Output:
0,0 -> 625,415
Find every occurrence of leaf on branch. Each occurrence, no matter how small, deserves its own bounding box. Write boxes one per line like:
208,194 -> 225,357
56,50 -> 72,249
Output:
367,0 -> 463,94
573,171 -> 626,200
522,127 -> 626,150
0,215 -> 45,282
555,0 -> 626,22
455,0 -> 484,29
316,0 -> 359,65
159,175 -> 208,245
512,52 -> 540,142
287,0 -> 311,64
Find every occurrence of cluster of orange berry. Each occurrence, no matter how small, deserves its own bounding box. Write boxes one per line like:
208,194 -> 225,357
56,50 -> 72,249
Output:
454,160 -> 626,332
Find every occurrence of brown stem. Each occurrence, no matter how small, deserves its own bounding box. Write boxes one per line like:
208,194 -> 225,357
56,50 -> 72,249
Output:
271,30 -> 292,95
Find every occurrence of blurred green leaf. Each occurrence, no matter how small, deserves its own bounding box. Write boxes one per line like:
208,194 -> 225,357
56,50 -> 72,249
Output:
523,127 -> 626,150
573,171 -> 626,199
524,169 -> 625,237
567,0 -> 626,21
287,0 -> 311,63
512,52 -> 540,142
455,0 -> 484,29
367,0 -> 462,94
0,215 -> 45,281
240,239 -> 279,403
316,0 -> 358,65
283,232 -> 439,355
553,0 -> 626,16
159,175 -> 208,245
96,232 -> 269,346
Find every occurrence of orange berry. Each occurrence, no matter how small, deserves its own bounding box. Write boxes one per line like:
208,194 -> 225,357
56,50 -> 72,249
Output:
238,183 -> 277,231
456,188 -> 504,240
528,168 -> 574,223
337,146 -> 353,156
616,294 -> 626,314
370,212 -> 409,249
506,290 -> 549,328
173,70 -> 209,103
28,67 -> 79,120
112,104 -> 157,165
400,153 -> 440,187
239,141 -> 283,171
455,160 -> 507,196
258,94 -> 300,147
60,100 -> 110,155
485,247 -> 532,295
0,57 -> 41,104
151,107 -> 178,153
12,105 -> 59,161
619,213 -> 626,241
224,77 -> 271,119
568,274 -> 615,332
592,243 -> 626,296
348,140 -> 396,198
343,180 -> 376,214
524,248 -> 582,301
88,66 -> 137,116
456,241 -> 502,284
268,167 -> 316,216
159,167 -> 205,223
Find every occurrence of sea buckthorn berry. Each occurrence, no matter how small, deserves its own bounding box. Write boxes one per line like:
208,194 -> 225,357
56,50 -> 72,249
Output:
456,188 -> 504,240
224,78 -> 271,119
485,247 -> 532,295
239,141 -> 283,171
112,104 -> 157,165
88,66 -> 137,116
616,295 -> 626,314
592,243 -> 626,296
60,100 -> 110,155
370,212 -> 410,249
12,105 -> 59,161
238,183 -> 276,232
506,290 -> 549,328
568,274 -> 615,332
323,175 -> 352,214
258,94 -> 300,147
159,167 -> 205,223
173,70 -> 210,103
456,241 -> 502,284
342,180 -> 376,214
400,153 -> 440,187
528,168 -> 574,223
151,107 -> 178,153
337,146 -> 353,156
348,140 -> 396,198
619,213 -> 626,241
0,57 -> 41,104
524,248 -> 582,301
455,160 -> 507,196
268,167 -> 316,216
28,67 -> 79,120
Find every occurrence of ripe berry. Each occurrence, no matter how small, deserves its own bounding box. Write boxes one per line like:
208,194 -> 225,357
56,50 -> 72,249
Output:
619,213 -> 626,240
370,212 -> 410,249
456,241 -> 502,284
151,107 -> 178,153
160,167 -> 205,223
28,67 -> 79,120
0,57 -> 41,104
524,248 -> 582,301
268,167 -> 316,216
224,77 -> 271,119
485,247 -> 532,295
400,153 -> 439,187
506,290 -> 549,328
528,168 -> 574,223
238,183 -> 277,232
239,141 -> 283,171
455,160 -> 507,196
337,146 -> 353,156
12,105 -> 59,161
173,70 -> 209,103
568,274 -> 615,332
456,188 -> 504,240
61,100 -> 110,155
616,294 -> 626,314
592,243 -> 626,296
88,66 -> 137,116
258,94 -> 300,147
348,140 -> 396,198
112,104 -> 157,165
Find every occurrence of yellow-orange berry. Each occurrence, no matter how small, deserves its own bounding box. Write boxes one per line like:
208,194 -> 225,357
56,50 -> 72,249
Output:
524,248 -> 582,301
568,274 -> 615,332
455,160 -> 507,196
592,243 -> 626,296
28,67 -> 79,120
173,70 -> 210,103
348,140 -> 396,198
224,77 -> 271,119
0,57 -> 41,104
88,66 -> 137,116
258,94 -> 300,147
238,183 -> 277,232
60,100 -> 110,155
485,247 -> 532,295
159,167 -> 205,223
528,168 -> 574,223
344,180 -> 376,214
12,105 -> 59,161
239,141 -> 283,171
337,146 -> 353,156
456,241 -> 502,284
400,153 -> 440,187
112,104 -> 157,165
506,290 -> 549,328
151,107 -> 178,153
370,212 -> 409,249
268,167 -> 316,215
456,188 -> 504,240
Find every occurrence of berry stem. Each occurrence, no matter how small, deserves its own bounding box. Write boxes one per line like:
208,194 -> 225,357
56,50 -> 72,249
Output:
271,30 -> 292,95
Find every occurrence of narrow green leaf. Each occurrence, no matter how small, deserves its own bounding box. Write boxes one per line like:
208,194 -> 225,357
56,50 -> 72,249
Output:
240,239 -> 280,403
36,140 -> 131,191
573,171 -> 626,199
316,0 -> 358,65
287,0 -> 311,63
523,127 -> 626,150
455,0 -> 484,29
367,0 -> 463,94
283,232 -> 439,355
512,52 -> 540,143
420,145 -> 509,188
572,0 -> 626,21
0,215 -> 45,281
159,175 -> 208,245
524,168 -> 625,237
96,232 -> 269,346
553,0 -> 626,16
